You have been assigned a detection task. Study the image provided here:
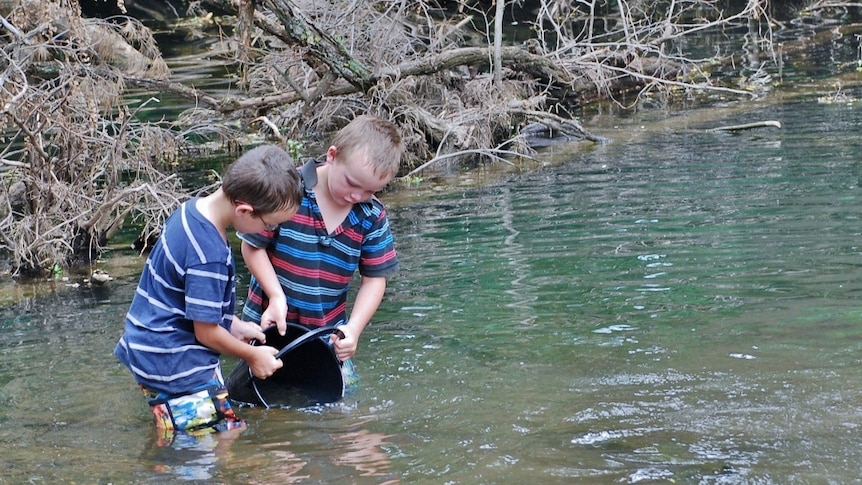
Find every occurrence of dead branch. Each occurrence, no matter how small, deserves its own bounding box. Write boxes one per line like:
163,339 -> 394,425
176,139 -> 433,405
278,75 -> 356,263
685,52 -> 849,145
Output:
261,0 -> 371,90
124,78 -> 222,107
401,139 -> 537,179
707,120 -> 782,132
126,44 -> 573,113
507,106 -> 610,144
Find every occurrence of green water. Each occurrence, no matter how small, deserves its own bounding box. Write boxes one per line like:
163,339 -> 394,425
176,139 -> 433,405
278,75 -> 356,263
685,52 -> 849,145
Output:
3,97 -> 862,483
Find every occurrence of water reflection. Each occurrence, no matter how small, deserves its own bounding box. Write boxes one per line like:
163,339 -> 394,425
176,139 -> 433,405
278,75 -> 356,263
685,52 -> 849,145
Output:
140,423 -> 399,484
332,428 -> 397,481
226,413 -> 400,484
141,427 -> 243,481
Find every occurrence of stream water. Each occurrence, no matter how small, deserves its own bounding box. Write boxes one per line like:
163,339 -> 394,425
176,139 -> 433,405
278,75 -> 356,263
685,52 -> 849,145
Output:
4,13 -> 862,484
3,92 -> 862,484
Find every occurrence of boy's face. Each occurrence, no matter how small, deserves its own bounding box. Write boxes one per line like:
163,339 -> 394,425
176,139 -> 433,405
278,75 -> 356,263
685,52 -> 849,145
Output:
235,202 -> 297,234
327,149 -> 391,207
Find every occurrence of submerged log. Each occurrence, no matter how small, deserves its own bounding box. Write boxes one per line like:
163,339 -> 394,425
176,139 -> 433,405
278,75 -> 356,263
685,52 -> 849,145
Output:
707,120 -> 782,132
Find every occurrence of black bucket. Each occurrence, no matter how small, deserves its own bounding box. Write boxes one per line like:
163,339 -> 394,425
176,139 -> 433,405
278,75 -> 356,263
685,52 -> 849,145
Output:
226,323 -> 344,408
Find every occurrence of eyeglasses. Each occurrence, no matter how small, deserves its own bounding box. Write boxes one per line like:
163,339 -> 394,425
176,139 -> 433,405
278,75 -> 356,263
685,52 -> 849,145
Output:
236,200 -> 279,232
256,213 -> 279,232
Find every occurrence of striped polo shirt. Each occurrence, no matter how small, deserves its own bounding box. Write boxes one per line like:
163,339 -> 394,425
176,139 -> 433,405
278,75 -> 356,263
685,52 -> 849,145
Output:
239,159 -> 398,328
114,198 -> 236,395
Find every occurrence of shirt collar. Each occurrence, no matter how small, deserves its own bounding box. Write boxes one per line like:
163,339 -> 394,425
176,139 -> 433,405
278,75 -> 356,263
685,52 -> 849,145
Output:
300,159 -> 320,188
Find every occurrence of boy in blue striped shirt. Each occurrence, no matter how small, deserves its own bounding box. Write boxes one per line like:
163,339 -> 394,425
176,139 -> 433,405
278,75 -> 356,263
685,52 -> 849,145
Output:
240,115 -> 403,392
114,144 -> 303,442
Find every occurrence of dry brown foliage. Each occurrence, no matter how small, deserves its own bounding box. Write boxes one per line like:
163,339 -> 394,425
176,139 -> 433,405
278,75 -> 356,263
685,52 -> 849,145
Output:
0,0 -> 210,275
185,0 -> 773,171
0,0 -> 787,275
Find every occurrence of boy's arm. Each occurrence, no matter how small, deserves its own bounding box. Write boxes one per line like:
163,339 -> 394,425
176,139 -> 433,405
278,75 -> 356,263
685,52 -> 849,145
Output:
193,320 -> 283,379
331,275 -> 387,361
241,241 -> 289,335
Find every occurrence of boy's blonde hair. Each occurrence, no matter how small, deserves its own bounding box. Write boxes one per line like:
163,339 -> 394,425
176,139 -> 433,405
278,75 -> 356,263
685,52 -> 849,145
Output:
331,115 -> 404,179
222,144 -> 303,214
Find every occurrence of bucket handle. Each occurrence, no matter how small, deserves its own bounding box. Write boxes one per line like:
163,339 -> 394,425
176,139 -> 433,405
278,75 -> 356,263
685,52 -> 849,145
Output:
274,325 -> 344,360
250,325 -> 345,408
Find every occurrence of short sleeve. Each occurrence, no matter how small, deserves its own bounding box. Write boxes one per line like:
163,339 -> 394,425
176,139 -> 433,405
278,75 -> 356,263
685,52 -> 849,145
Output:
184,261 -> 232,324
237,230 -> 274,250
359,209 -> 398,277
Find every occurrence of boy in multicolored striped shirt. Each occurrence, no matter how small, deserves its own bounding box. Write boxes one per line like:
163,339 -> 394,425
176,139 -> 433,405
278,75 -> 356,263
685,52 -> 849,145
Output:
240,115 -> 403,391
114,144 -> 303,443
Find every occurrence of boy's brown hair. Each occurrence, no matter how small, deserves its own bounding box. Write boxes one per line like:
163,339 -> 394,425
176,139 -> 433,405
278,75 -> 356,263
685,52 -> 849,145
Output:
222,144 -> 303,214
331,115 -> 404,179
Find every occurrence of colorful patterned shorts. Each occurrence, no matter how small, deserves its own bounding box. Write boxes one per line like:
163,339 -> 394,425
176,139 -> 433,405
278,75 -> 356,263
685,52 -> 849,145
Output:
341,358 -> 359,396
141,373 -> 245,442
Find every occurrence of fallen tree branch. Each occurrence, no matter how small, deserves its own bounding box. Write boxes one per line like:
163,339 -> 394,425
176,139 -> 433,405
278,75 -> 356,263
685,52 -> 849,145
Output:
123,77 -> 221,107
399,147 -> 536,179
125,45 -> 572,114
707,120 -> 782,132
508,107 -> 610,143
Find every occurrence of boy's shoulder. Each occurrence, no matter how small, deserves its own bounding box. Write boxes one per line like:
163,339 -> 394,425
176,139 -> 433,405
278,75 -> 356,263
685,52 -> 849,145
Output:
163,198 -> 229,262
345,197 -> 390,232
358,195 -> 388,216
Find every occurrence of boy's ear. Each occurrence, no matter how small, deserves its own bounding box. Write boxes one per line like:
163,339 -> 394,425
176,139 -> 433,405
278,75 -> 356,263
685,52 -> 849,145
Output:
234,200 -> 255,215
325,145 -> 338,164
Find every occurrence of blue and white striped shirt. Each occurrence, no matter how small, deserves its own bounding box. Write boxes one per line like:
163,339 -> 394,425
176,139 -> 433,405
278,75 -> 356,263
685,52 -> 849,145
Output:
114,198 -> 235,395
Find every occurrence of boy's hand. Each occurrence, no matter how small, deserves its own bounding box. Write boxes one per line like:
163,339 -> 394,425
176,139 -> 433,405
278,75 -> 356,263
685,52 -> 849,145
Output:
230,317 -> 266,344
260,296 -> 288,336
330,325 -> 358,361
248,345 -> 283,379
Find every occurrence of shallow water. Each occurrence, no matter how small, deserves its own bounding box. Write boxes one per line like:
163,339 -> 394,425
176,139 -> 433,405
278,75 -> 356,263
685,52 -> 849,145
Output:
3,92 -> 862,483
